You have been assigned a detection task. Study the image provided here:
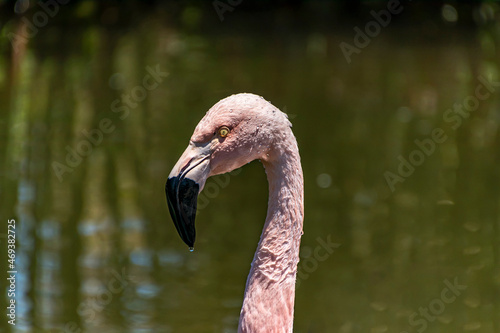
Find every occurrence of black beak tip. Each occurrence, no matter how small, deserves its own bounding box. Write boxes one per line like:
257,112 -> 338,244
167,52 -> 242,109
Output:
165,176 -> 200,249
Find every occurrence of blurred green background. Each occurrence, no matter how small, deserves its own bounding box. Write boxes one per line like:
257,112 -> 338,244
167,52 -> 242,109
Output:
1,0 -> 500,332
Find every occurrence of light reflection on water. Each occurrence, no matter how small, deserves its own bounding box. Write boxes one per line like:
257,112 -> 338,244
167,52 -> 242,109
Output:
1,3 -> 500,333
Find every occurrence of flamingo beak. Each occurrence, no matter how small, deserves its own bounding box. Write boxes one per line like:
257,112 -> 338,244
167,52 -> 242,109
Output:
165,141 -> 211,249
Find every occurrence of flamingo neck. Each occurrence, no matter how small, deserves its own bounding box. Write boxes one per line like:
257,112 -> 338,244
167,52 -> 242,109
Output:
238,132 -> 304,333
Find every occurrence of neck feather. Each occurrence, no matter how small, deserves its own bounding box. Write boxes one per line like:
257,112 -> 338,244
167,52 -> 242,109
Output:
238,130 -> 304,333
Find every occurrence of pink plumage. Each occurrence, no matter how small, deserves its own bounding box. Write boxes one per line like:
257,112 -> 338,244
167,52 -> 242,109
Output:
166,93 -> 304,332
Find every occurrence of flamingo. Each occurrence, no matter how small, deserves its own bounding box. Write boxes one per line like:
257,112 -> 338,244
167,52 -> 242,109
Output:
165,93 -> 304,332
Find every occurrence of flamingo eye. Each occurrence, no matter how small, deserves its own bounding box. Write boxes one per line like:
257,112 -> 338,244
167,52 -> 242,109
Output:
218,126 -> 230,138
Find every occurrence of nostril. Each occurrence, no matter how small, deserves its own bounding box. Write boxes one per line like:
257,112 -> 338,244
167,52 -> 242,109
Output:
179,157 -> 195,175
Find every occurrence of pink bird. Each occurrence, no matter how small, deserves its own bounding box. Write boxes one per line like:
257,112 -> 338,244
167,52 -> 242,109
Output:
166,93 -> 304,332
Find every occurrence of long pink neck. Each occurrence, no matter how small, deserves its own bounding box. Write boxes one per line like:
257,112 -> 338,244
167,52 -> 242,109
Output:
238,132 -> 304,333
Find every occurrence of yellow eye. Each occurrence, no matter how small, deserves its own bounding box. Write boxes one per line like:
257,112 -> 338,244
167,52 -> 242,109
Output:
218,126 -> 230,138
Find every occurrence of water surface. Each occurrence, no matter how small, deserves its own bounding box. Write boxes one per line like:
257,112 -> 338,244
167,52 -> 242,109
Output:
1,2 -> 499,332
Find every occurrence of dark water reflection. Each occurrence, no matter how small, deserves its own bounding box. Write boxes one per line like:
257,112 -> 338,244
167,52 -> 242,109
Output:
1,2 -> 500,333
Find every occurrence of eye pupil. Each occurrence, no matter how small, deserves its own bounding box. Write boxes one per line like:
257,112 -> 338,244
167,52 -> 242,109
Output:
218,126 -> 230,138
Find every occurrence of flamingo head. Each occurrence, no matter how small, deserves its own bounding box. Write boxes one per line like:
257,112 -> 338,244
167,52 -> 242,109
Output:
165,93 -> 291,249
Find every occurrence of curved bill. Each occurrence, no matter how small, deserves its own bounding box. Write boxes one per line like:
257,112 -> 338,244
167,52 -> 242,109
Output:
165,142 -> 211,249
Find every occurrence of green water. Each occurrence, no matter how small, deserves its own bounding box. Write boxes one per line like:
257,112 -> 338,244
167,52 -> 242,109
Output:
1,2 -> 500,332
